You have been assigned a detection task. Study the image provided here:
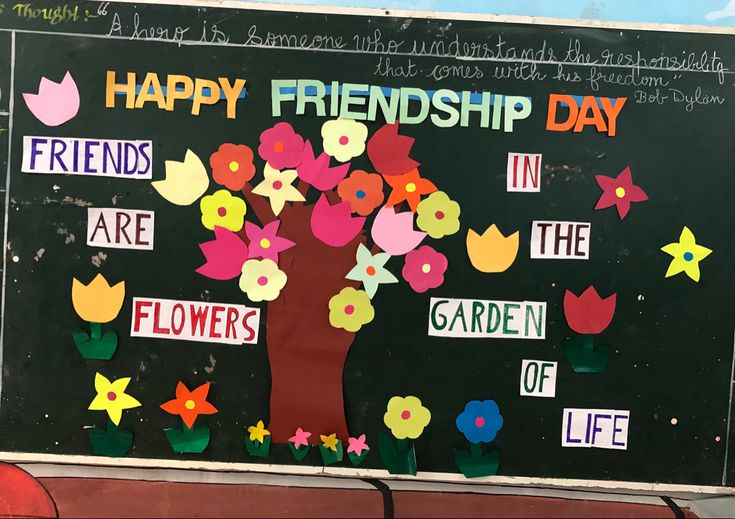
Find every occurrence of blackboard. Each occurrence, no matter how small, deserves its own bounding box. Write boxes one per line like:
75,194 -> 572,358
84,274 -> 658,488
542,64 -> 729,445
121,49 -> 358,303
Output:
0,0 -> 733,488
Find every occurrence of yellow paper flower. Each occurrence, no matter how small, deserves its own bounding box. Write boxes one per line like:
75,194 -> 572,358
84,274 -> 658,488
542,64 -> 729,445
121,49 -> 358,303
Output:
251,164 -> 305,216
239,259 -> 287,302
661,226 -> 712,282
383,395 -> 431,440
320,433 -> 339,451
466,224 -> 520,273
321,119 -> 368,162
72,274 -> 125,323
200,189 -> 247,232
88,373 -> 142,426
328,287 -> 375,333
416,191 -> 461,239
247,420 -> 270,443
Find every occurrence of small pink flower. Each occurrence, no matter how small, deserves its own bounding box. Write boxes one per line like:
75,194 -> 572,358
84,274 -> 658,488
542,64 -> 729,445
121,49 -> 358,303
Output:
289,427 -> 312,449
370,206 -> 426,256
246,220 -> 295,263
258,122 -> 305,169
347,434 -> 369,457
402,245 -> 448,293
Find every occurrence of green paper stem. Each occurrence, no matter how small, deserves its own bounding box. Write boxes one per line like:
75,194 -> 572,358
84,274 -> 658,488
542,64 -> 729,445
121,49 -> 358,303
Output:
454,443 -> 500,479
582,334 -> 595,351
91,322 -> 102,341
378,432 -> 418,475
319,440 -> 344,466
347,449 -> 369,466
288,442 -> 311,462
245,435 -> 271,457
88,418 -> 132,457
470,442 -> 483,458
72,322 -> 118,360
564,335 -> 610,374
165,422 -> 211,454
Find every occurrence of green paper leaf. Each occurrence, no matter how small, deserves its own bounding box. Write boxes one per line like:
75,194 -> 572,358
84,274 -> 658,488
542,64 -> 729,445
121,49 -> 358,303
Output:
453,444 -> 500,478
564,335 -> 610,373
378,432 -> 417,475
347,449 -> 369,466
165,424 -> 211,453
288,442 -> 311,461
73,327 -> 118,360
88,424 -> 133,457
245,435 -> 271,457
319,440 -> 344,465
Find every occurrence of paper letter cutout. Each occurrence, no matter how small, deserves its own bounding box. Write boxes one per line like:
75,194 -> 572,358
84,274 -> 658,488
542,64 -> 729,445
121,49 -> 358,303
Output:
428,298 -> 546,339
466,224 -> 519,273
562,408 -> 629,450
87,208 -> 154,251
530,221 -> 590,260
520,360 -> 557,398
507,153 -> 541,192
23,71 -> 80,126
153,149 -> 209,206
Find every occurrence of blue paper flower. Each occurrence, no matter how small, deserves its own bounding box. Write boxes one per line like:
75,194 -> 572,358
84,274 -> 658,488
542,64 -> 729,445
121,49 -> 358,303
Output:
455,400 -> 504,444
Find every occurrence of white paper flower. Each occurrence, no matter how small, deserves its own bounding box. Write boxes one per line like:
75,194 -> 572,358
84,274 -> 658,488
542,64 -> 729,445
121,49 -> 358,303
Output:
239,259 -> 287,302
321,119 -> 368,162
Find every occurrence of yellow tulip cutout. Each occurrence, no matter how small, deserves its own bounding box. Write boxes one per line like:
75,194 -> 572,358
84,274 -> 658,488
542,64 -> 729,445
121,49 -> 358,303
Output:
466,224 -> 520,273
153,149 -> 209,206
71,274 -> 125,360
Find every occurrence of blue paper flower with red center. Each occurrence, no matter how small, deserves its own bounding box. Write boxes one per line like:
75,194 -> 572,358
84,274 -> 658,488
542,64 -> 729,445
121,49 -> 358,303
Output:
455,400 -> 504,444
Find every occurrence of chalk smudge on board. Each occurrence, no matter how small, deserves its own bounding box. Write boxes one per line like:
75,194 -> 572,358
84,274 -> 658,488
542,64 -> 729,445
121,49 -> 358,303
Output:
204,353 -> 217,374
91,251 -> 107,267
33,248 -> 45,262
56,227 -> 76,244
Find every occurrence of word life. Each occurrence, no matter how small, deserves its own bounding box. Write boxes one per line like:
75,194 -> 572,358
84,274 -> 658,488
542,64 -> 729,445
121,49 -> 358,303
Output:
546,94 -> 627,137
507,152 -> 542,192
562,408 -> 629,450
87,208 -> 154,251
520,360 -> 557,397
428,297 -> 546,339
530,221 -> 591,260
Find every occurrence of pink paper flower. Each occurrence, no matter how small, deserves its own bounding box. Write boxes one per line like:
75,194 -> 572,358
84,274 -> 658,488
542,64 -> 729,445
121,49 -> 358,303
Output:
371,206 -> 426,256
297,140 -> 350,191
23,71 -> 80,127
310,194 -> 365,247
289,427 -> 312,449
195,226 -> 249,280
347,434 -> 369,456
402,245 -> 448,293
258,122 -> 305,169
594,167 -> 648,220
245,220 -> 295,263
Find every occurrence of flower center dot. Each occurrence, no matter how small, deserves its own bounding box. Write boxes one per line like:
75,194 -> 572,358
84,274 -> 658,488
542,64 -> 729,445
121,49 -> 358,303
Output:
184,399 -> 196,410
421,263 -> 432,274
683,252 -> 694,262
355,189 -> 366,200
257,276 -> 269,286
435,211 -> 445,220
229,161 -> 239,172
107,392 -> 117,401
474,417 -> 486,428
401,410 -> 411,420
217,207 -> 227,217
615,187 -> 626,198
260,238 -> 271,249
366,266 -> 376,276
344,304 -> 355,315
405,182 -> 417,193
339,135 -> 349,145
274,142 -> 284,153
272,180 -> 283,190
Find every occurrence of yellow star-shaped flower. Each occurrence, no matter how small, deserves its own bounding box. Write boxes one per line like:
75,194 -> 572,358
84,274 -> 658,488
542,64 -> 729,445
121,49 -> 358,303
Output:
251,164 -> 305,216
88,373 -> 142,426
247,420 -> 270,443
320,433 -> 339,452
661,226 -> 712,283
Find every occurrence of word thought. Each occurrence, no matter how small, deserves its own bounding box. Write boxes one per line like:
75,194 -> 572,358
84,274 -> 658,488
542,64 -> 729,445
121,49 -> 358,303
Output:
106,71 -> 247,119
22,136 -> 152,179
520,360 -> 557,397
507,152 -> 542,192
562,408 -> 629,450
131,297 -> 260,345
428,297 -> 546,339
546,94 -> 627,137
87,208 -> 154,250
530,220 -> 591,260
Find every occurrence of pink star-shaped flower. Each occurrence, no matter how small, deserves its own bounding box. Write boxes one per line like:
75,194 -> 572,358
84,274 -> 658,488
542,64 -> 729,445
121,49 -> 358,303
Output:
346,434 -> 369,457
594,167 -> 648,220
246,220 -> 295,262
289,427 -> 311,449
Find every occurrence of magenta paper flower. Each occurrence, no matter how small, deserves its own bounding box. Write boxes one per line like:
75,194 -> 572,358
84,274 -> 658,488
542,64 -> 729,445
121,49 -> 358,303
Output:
245,220 -> 295,262
311,194 -> 365,247
258,122 -> 305,169
289,427 -> 312,448
594,167 -> 648,220
347,434 -> 369,456
23,71 -> 80,127
196,226 -> 249,280
402,245 -> 448,293
297,140 -> 350,191
371,206 -> 426,256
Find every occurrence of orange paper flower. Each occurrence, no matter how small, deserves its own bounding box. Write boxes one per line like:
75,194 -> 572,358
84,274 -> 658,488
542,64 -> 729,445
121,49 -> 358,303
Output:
384,168 -> 437,212
337,170 -> 385,216
210,143 -> 256,191
160,382 -> 218,429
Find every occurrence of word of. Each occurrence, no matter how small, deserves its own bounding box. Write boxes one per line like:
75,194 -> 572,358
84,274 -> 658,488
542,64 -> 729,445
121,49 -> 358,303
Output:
546,94 -> 626,137
21,136 -> 152,179
12,3 -> 79,25
530,221 -> 590,260
520,360 -> 557,398
106,71 -> 246,119
87,208 -> 154,251
428,297 -> 546,339
507,152 -> 542,192
562,408 -> 629,450
271,79 -> 533,131
131,297 -> 260,345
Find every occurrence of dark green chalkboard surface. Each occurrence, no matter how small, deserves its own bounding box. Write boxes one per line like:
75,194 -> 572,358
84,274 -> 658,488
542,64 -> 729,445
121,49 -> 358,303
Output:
0,0 -> 733,488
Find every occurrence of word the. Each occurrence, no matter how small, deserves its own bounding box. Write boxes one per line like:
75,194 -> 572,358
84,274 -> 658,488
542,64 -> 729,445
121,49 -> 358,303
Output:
562,408 -> 629,450
546,94 -> 626,136
131,297 -> 260,345
12,3 -> 79,25
428,297 -> 546,339
87,208 -> 154,250
520,360 -> 557,397
106,71 -> 246,119
530,221 -> 590,260
507,152 -> 542,192
22,136 -> 152,179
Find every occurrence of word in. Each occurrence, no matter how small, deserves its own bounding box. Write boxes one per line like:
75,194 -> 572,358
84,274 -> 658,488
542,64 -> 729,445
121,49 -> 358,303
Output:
507,152 -> 542,192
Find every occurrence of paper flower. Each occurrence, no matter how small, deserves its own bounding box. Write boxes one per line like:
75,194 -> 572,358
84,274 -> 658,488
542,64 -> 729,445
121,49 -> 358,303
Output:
245,220 -> 295,263
22,71 -> 79,126
661,226 -> 712,283
455,400 -> 504,444
563,286 -> 616,335
383,396 -> 431,440
196,226 -> 249,280
385,168 -> 437,212
402,245 -> 448,293
321,119 -> 368,162
320,433 -> 339,452
251,164 -> 305,216
297,140 -> 350,191
258,122 -> 305,169
466,224 -> 519,274
289,427 -> 312,448
310,194 -> 365,247
371,206 -> 426,256
200,189 -> 247,232
160,382 -> 218,429
153,149 -> 210,206
239,259 -> 287,302
247,420 -> 270,443
72,274 -> 125,323
88,373 -> 142,426
416,191 -> 461,238
347,434 -> 369,457
337,170 -> 385,216
345,243 -> 398,298
210,143 -> 256,191
367,123 -> 419,176
328,287 -> 375,333
594,167 -> 648,220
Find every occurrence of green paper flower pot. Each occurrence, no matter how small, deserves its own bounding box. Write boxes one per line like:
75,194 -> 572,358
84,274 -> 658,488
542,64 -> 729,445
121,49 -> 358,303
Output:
454,443 -> 499,478
378,432 -> 417,475
319,441 -> 344,465
564,335 -> 609,373
288,443 -> 311,461
73,323 -> 118,360
165,424 -> 211,454
88,421 -> 133,457
245,435 -> 271,457
347,449 -> 369,466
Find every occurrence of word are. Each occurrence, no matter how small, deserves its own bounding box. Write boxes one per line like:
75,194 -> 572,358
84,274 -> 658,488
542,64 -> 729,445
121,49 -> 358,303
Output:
106,71 -> 247,119
520,360 -> 557,397
22,136 -> 152,179
507,152 -> 542,192
131,297 -> 260,345
562,408 -> 629,450
546,94 -> 626,137
271,79 -> 533,131
530,221 -> 590,260
87,208 -> 154,250
428,297 -> 546,339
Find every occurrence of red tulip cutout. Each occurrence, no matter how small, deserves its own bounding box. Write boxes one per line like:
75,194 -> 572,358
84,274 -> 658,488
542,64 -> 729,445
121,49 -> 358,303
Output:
310,194 -> 365,247
563,286 -> 616,334
367,123 -> 420,176
196,226 -> 249,280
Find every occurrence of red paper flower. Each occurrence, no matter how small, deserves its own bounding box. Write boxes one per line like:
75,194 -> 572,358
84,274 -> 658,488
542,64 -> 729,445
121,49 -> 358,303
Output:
337,170 -> 385,216
385,168 -> 437,212
402,245 -> 448,293
367,123 -> 420,176
594,167 -> 648,219
563,286 -> 616,335
210,143 -> 256,191
160,382 -> 218,429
